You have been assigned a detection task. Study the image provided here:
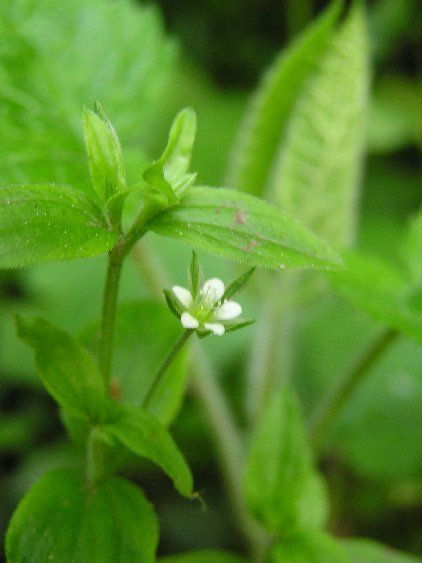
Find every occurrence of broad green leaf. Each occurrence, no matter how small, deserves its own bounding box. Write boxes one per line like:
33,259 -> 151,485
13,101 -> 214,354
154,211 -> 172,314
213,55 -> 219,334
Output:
340,538 -> 421,562
16,316 -> 106,422
0,184 -> 118,269
227,1 -> 341,196
83,103 -> 126,202
0,0 -> 174,191
244,386 -> 328,534
6,468 -> 158,563
103,404 -> 193,498
143,108 -> 197,202
81,301 -> 189,426
160,551 -> 246,563
270,532 -> 349,563
148,187 -> 343,271
329,252 -> 422,344
272,3 -> 369,248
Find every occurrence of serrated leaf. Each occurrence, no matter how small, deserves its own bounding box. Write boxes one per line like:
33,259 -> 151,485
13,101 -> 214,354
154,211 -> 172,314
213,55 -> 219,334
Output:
148,186 -> 343,271
329,252 -> 422,344
6,468 -> 158,563
340,538 -> 421,562
16,316 -> 106,422
227,1 -> 341,196
244,386 -> 328,534
0,184 -> 118,269
270,532 -> 349,563
103,404 -> 193,498
83,104 -> 126,202
0,0 -> 174,191
272,3 -> 369,248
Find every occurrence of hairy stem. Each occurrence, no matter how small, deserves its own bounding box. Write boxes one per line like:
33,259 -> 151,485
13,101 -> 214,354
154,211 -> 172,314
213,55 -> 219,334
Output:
309,328 -> 399,451
142,329 -> 193,409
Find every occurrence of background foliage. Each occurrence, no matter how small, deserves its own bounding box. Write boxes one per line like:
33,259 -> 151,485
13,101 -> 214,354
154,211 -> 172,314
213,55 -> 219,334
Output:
0,0 -> 420,560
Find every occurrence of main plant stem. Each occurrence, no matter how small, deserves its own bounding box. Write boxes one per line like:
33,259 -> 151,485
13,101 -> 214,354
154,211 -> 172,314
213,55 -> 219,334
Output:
98,212 -> 150,388
142,329 -> 193,408
99,246 -> 124,386
309,328 -> 398,452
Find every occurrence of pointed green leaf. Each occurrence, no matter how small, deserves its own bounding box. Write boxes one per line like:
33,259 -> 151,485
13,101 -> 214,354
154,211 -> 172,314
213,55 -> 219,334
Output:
83,104 -> 126,201
272,3 -> 370,248
6,469 -> 158,563
103,404 -> 193,497
148,187 -> 343,271
227,1 -> 341,196
143,108 -> 197,201
160,108 -> 197,188
0,184 -> 118,269
16,316 -> 106,422
244,386 -> 328,534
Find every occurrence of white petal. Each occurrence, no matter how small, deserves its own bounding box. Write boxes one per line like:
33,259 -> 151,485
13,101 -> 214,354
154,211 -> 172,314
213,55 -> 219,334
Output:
172,285 -> 193,308
181,312 -> 199,329
204,322 -> 225,336
201,278 -> 225,304
214,300 -> 242,321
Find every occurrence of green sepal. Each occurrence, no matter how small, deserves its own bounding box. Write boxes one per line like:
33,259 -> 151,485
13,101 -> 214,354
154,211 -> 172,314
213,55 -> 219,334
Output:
83,102 -> 126,203
188,251 -> 204,299
164,289 -> 185,319
223,268 -> 255,300
224,319 -> 255,333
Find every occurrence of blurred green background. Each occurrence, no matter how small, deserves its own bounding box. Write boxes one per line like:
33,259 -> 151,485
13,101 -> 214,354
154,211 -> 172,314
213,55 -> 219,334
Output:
0,0 -> 421,559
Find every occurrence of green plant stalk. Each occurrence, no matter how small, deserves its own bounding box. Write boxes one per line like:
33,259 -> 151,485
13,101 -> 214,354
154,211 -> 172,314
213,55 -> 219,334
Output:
98,200 -> 159,387
309,328 -> 399,452
142,329 -> 193,409
98,245 -> 124,386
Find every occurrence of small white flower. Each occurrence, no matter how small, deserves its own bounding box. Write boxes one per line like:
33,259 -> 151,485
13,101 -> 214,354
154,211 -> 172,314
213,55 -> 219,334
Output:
172,285 -> 193,308
172,277 -> 242,336
180,311 -> 199,329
